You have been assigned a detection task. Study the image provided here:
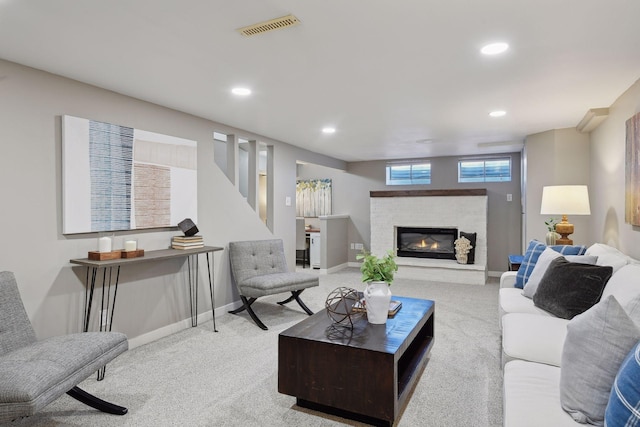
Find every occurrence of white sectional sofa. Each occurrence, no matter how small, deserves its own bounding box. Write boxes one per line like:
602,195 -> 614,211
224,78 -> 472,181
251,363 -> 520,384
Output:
499,243 -> 640,427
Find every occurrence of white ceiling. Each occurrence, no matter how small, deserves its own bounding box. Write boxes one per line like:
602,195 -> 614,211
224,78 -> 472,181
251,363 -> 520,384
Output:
1,0 -> 639,162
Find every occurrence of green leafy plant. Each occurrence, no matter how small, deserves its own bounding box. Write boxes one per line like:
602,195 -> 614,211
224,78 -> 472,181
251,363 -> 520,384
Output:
544,217 -> 559,232
356,250 -> 398,285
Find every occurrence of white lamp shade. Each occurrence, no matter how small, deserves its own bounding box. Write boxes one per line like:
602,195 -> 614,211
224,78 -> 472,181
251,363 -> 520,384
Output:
540,185 -> 591,215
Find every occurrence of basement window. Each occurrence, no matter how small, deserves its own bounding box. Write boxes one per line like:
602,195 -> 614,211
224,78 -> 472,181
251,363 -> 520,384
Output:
458,157 -> 511,183
386,161 -> 431,185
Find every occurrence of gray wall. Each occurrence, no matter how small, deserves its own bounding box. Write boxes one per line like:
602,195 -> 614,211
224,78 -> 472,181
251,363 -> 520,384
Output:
524,128 -> 591,247
3,52 -> 636,346
320,216 -> 349,270
0,58 -> 344,344
588,78 -> 640,258
521,79 -> 640,259
297,153 -> 522,274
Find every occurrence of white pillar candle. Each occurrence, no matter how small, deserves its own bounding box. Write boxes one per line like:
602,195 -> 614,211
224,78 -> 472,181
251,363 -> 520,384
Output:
98,236 -> 112,253
124,240 -> 137,251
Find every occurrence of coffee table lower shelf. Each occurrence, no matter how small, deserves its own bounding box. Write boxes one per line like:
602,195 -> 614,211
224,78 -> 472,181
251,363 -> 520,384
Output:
278,296 -> 435,427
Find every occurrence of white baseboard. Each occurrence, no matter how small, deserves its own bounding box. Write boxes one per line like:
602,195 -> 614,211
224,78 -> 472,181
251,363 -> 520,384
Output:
321,263 -> 349,274
128,300 -> 240,349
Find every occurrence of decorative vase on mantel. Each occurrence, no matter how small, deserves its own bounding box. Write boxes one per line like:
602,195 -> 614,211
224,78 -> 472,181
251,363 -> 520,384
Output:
455,253 -> 468,264
363,281 -> 392,324
454,235 -> 472,265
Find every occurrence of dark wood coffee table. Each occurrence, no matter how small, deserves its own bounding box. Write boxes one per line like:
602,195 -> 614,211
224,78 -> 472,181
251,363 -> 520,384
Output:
278,296 -> 435,427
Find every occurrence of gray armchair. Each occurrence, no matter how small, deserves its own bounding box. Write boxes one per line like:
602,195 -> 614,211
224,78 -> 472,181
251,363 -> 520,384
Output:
0,271 -> 128,422
228,239 -> 319,330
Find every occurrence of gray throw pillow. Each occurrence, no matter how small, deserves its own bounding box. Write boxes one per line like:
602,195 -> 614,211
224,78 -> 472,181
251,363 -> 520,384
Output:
522,248 -> 598,299
533,257 -> 612,319
560,295 -> 640,426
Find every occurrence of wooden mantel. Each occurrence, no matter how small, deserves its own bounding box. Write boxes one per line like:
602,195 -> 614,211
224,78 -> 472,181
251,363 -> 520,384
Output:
370,189 -> 487,198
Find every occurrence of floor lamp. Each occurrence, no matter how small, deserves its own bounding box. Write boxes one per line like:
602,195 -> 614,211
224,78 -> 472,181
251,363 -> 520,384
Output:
540,185 -> 591,245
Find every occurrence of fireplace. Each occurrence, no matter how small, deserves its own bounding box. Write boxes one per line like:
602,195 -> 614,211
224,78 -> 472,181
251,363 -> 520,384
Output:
396,227 -> 458,260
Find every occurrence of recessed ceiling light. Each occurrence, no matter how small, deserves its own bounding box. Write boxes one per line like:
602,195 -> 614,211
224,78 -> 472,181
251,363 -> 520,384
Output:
489,110 -> 507,117
481,42 -> 509,55
231,87 -> 251,96
322,127 -> 336,134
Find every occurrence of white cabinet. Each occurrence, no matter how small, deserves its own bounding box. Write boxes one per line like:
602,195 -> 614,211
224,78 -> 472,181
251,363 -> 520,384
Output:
309,232 -> 321,269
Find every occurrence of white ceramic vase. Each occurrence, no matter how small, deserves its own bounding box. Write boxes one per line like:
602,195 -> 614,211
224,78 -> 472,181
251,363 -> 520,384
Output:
364,280 -> 392,324
545,231 -> 560,245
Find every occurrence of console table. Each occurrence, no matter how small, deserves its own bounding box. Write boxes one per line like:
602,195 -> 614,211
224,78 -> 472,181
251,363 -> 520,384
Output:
70,246 -> 223,379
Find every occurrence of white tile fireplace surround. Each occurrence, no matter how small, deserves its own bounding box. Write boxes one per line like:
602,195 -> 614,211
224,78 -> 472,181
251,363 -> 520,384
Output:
370,189 -> 488,285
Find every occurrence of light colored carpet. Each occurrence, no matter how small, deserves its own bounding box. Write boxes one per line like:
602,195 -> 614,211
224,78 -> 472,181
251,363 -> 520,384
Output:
9,268 -> 502,427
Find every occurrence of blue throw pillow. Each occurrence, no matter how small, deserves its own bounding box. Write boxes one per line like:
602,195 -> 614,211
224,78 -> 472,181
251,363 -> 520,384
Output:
605,341 -> 640,426
514,240 -> 587,289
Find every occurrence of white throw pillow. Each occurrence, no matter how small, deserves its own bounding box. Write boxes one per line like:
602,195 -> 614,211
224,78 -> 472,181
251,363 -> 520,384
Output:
522,247 -> 598,299
601,264 -> 640,308
585,243 -> 631,273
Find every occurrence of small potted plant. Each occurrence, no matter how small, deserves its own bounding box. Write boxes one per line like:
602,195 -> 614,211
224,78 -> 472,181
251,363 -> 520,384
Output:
357,249 -> 398,284
356,250 -> 398,324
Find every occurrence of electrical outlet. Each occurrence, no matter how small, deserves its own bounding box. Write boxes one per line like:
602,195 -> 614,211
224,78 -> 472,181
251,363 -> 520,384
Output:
507,193 -> 513,202
285,196 -> 292,206
355,243 -> 364,250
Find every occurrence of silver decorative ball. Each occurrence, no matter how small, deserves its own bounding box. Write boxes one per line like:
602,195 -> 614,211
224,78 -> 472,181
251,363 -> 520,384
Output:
325,287 -> 363,327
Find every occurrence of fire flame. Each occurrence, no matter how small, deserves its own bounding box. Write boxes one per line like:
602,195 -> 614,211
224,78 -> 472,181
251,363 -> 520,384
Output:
416,240 -> 438,250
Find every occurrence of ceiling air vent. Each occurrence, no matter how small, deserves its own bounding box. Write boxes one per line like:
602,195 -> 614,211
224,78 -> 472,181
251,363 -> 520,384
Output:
237,14 -> 300,37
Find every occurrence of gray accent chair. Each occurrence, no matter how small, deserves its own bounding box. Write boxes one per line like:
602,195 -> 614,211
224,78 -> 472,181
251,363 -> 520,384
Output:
0,271 -> 129,423
228,239 -> 319,330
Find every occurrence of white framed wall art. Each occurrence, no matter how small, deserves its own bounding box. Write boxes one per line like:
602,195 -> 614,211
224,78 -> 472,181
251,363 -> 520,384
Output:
62,115 -> 197,234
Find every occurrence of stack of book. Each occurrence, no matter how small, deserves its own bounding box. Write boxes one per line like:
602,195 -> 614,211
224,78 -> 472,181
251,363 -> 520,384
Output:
172,235 -> 204,250
352,298 -> 403,318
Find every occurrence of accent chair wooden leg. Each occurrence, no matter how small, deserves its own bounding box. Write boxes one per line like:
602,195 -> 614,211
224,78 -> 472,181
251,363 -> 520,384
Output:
228,296 -> 256,314
277,294 -> 295,305
278,290 -> 314,316
229,296 -> 268,330
292,290 -> 314,315
66,386 -> 127,415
